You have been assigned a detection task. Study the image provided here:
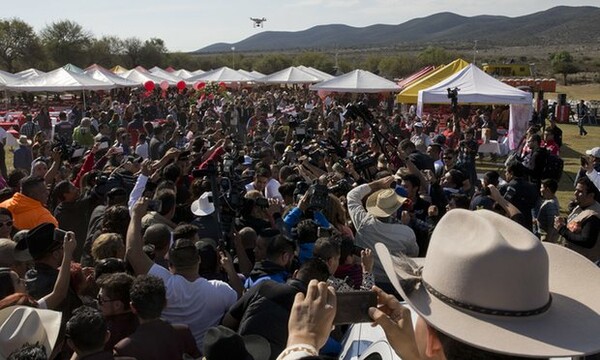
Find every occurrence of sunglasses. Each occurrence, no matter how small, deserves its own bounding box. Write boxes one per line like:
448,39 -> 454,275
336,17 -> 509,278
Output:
96,295 -> 119,305
0,221 -> 13,227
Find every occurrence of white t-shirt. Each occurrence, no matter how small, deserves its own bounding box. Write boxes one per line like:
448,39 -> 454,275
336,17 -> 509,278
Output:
135,142 -> 149,159
245,178 -> 282,200
149,264 -> 237,349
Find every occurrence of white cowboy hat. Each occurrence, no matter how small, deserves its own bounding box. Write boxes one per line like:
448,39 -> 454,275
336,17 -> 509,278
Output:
0,306 -> 62,360
375,209 -> 600,358
191,191 -> 215,216
365,189 -> 405,218
17,136 -> 31,146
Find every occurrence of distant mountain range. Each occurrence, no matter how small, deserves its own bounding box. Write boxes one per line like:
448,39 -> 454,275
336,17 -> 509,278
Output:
196,6 -> 600,53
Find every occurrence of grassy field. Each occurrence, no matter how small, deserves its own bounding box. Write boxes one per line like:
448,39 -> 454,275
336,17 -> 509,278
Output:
553,84 -> 600,102
477,122 -> 598,215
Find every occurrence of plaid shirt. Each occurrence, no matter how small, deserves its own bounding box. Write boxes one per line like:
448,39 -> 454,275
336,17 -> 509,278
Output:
20,121 -> 40,139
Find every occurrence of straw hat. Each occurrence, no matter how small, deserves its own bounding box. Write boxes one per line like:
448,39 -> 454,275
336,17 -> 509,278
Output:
0,306 -> 62,360
375,209 -> 600,358
365,189 -> 405,218
17,136 -> 31,146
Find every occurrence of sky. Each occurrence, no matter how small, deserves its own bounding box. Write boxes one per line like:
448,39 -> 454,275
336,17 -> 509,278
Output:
4,0 -> 599,52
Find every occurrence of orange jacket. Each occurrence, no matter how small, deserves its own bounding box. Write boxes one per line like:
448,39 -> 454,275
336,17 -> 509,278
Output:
0,193 -> 58,230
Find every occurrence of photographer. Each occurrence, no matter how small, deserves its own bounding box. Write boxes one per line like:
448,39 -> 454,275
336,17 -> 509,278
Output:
347,176 -> 417,293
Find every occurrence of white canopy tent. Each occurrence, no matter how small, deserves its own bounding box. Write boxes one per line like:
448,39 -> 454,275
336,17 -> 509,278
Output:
237,69 -> 262,81
297,66 -> 335,81
258,67 -> 321,84
0,70 -> 19,88
83,66 -> 139,88
187,67 -> 255,83
15,68 -> 45,80
417,63 -> 533,150
309,69 -> 400,93
118,68 -> 167,85
172,69 -> 194,79
7,68 -> 117,92
148,67 -> 181,85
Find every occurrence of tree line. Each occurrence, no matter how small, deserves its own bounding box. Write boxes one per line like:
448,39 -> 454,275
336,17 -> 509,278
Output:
0,17 -> 585,83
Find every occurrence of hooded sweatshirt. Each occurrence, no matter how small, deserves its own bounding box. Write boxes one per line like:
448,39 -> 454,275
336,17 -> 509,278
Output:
0,192 -> 58,230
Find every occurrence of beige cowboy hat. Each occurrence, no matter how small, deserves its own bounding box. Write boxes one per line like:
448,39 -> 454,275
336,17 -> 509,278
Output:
17,135 -> 31,146
0,306 -> 62,360
375,209 -> 600,358
365,189 -> 405,218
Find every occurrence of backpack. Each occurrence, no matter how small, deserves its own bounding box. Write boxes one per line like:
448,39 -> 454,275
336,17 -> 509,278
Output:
542,153 -> 564,181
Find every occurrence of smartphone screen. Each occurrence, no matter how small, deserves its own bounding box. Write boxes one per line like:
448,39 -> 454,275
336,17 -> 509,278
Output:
333,291 -> 377,325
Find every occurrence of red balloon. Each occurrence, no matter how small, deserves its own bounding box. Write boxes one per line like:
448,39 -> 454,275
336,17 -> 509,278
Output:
218,81 -> 226,89
198,82 -> 206,89
159,80 -> 169,90
144,81 -> 155,91
193,82 -> 201,90
176,81 -> 186,90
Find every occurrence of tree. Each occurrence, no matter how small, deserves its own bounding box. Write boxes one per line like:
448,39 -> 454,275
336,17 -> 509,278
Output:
417,46 -> 454,67
40,20 -> 92,67
0,18 -> 43,72
122,37 -> 143,67
88,36 -> 123,68
253,54 -> 292,74
550,51 -> 578,85
293,52 -> 334,73
139,38 -> 167,68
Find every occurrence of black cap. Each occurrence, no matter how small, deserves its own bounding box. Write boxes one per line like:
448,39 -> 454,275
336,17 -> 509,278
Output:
26,223 -> 58,259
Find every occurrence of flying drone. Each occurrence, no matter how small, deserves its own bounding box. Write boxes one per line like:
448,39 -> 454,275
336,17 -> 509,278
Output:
250,17 -> 266,28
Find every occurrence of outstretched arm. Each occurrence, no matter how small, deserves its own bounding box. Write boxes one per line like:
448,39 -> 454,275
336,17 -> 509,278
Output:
125,197 -> 155,275
41,231 -> 76,310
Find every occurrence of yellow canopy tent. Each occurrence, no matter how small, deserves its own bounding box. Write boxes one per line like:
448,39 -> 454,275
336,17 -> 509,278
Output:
110,65 -> 129,74
396,58 -> 469,104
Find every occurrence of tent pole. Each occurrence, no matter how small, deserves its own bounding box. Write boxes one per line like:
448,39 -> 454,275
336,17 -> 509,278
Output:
83,90 -> 86,110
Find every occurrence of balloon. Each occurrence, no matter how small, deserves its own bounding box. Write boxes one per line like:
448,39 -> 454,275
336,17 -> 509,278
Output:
160,80 -> 169,90
198,82 -> 206,89
193,82 -> 201,90
144,81 -> 155,91
176,81 -> 186,90
218,81 -> 226,89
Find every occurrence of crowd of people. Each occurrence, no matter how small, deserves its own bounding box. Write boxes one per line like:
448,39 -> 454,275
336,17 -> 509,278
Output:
0,85 -> 598,360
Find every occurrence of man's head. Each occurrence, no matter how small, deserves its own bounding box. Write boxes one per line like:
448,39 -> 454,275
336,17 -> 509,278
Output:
25,223 -> 62,266
91,233 -> 125,262
265,234 -> 295,269
153,189 -> 176,219
296,220 -> 318,245
54,180 -> 80,204
96,272 -> 134,317
293,258 -> 330,285
483,171 -> 500,188
66,306 -> 109,355
540,178 -> 558,200
129,275 -> 166,321
20,176 -> 48,204
143,223 -> 171,256
401,174 -> 421,199
543,128 -> 554,142
168,239 -> 200,272
253,167 -> 271,193
442,149 -> 457,168
173,224 -> 200,244
312,237 -> 341,275
574,176 -> 599,207
527,134 -> 541,150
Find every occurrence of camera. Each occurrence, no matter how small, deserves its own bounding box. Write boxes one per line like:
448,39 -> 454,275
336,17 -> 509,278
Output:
351,153 -> 376,170
329,179 -> 352,197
